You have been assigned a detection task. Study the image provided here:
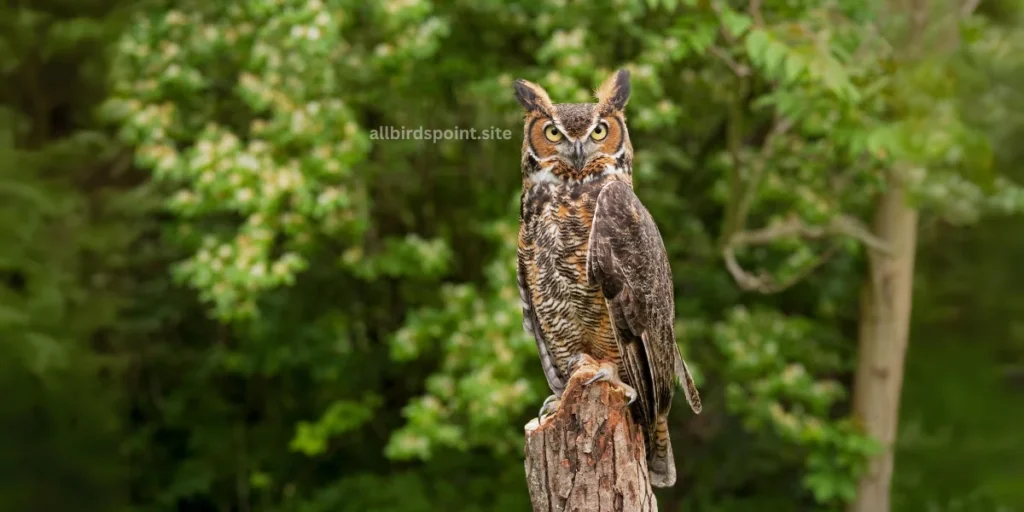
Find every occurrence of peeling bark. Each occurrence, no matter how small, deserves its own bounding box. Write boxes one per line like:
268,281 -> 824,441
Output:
524,354 -> 657,512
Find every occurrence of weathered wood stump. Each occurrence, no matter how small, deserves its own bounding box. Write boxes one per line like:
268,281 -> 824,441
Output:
524,354 -> 657,512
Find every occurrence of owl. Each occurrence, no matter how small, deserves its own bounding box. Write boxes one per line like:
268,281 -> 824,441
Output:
514,69 -> 701,488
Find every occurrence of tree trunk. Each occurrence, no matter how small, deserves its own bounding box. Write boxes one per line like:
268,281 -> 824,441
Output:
849,182 -> 919,512
524,354 -> 657,512
849,1 -> 970,509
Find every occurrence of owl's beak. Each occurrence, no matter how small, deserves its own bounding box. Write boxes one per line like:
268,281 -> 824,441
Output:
571,141 -> 587,171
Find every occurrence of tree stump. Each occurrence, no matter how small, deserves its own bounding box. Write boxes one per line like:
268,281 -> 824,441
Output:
523,354 -> 657,512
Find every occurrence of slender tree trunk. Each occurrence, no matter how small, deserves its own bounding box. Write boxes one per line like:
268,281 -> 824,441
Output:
849,181 -> 919,512
849,1 -> 968,510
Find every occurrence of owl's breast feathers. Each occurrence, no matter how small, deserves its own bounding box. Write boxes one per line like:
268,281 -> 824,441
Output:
517,175 -> 630,393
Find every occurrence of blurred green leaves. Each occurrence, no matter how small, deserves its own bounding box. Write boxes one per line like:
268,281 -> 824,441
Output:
291,394 -> 382,456
387,220 -> 539,461
103,3 -> 381,320
100,0 -> 1024,509
714,306 -> 876,507
2,0 -> 1022,510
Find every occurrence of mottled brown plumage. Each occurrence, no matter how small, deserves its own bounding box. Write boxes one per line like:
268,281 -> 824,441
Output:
514,69 -> 701,488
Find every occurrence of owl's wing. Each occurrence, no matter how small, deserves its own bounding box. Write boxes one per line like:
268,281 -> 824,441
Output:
586,181 -> 701,428
518,226 -> 566,397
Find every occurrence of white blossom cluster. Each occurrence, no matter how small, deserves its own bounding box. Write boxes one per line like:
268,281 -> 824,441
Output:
103,1 -> 448,319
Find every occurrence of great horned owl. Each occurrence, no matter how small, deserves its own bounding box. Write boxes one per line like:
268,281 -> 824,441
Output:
514,69 -> 701,488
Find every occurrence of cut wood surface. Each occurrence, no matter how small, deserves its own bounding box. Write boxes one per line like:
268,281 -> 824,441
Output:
524,354 -> 657,512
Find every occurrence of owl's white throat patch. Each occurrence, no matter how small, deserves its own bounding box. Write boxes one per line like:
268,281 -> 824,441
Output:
532,167 -> 560,185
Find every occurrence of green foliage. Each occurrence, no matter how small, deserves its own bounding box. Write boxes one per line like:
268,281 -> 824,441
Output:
291,394 -> 382,456
103,1 -> 381,320
99,0 -> 1024,509
0,1 -> 140,510
386,219 -> 539,461
714,307 -> 877,506
3,0 -> 1024,511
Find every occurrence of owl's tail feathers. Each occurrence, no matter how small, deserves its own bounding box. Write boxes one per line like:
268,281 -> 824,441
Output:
648,415 -> 676,488
674,349 -> 703,414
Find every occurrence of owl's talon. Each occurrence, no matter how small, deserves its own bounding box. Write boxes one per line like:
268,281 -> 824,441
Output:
539,394 -> 561,419
583,363 -> 637,407
584,368 -> 611,386
624,387 -> 638,405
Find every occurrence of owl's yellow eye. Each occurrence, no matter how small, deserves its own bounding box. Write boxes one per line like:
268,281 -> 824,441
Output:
544,125 -> 563,142
591,123 -> 608,141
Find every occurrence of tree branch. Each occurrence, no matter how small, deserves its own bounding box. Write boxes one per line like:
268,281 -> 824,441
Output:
722,214 -> 891,293
732,116 -> 794,234
524,354 -> 657,512
719,76 -> 750,246
730,214 -> 891,252
723,241 -> 838,293
710,46 -> 751,76
748,0 -> 764,26
961,0 -> 981,16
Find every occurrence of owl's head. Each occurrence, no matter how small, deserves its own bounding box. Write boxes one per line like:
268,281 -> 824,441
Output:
514,69 -> 633,183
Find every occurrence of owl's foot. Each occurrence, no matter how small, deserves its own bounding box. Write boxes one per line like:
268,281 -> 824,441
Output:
584,362 -> 638,405
538,394 -> 561,420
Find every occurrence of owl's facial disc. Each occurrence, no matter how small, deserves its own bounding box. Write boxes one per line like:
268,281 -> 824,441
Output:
516,70 -> 633,181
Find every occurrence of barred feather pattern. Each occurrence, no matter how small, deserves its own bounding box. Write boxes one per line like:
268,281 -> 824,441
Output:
518,174 -> 625,388
514,75 -> 701,488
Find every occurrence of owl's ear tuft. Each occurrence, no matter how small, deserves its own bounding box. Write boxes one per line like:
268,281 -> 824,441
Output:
596,69 -> 631,112
514,79 -> 555,115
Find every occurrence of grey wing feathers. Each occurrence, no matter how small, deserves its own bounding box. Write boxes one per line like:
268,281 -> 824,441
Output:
674,349 -> 702,414
587,181 -> 701,420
